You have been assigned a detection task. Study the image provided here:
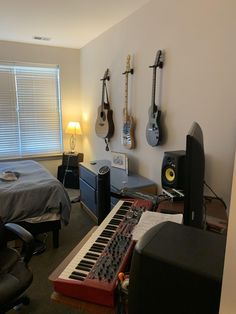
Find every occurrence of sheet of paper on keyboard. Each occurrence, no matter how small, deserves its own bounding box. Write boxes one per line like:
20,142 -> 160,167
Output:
132,211 -> 183,241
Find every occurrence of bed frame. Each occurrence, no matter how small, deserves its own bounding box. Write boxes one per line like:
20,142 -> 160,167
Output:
18,220 -> 61,248
6,220 -> 61,249
1,160 -> 71,248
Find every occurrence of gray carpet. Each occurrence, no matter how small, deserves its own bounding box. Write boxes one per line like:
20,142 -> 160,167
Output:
9,190 -> 96,314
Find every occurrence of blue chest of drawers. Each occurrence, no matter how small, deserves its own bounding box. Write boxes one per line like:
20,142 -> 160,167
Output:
79,160 -> 157,220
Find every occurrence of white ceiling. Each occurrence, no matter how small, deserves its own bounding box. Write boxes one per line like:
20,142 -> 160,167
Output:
0,0 -> 150,49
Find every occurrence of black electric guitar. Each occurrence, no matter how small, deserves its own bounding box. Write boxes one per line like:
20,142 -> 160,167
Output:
146,50 -> 164,146
95,69 -> 114,142
122,55 -> 135,149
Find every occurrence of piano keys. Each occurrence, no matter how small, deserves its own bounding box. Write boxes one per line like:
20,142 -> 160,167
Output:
51,199 -> 153,307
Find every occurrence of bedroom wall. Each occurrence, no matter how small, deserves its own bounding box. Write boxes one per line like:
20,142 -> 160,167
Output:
78,0 -> 236,207
0,40 -> 81,176
220,153 -> 236,313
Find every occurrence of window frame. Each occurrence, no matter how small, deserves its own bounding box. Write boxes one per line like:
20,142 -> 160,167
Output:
0,61 -> 64,159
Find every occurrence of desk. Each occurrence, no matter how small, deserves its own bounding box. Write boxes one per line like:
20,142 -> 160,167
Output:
158,197 -> 228,233
158,198 -> 226,217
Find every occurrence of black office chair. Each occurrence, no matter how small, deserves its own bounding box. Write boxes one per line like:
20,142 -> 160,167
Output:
0,220 -> 34,313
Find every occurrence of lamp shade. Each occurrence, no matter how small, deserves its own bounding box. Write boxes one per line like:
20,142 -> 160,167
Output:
65,121 -> 82,135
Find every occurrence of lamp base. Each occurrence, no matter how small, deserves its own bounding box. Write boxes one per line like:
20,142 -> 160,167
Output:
70,134 -> 76,152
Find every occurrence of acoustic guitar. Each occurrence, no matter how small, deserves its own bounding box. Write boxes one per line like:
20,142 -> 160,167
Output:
95,69 -> 114,143
146,50 -> 164,147
122,55 -> 135,149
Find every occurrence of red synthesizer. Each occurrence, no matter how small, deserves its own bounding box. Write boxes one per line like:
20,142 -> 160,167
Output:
51,199 -> 153,307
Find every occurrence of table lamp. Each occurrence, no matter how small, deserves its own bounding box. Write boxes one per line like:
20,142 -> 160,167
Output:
65,121 -> 82,153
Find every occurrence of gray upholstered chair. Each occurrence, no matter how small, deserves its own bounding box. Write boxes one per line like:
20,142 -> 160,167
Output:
0,220 -> 34,313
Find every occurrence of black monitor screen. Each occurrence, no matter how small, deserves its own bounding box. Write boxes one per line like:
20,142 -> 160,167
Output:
183,122 -> 205,229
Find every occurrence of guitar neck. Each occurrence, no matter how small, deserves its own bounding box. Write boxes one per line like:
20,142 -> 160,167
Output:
100,69 -> 110,110
101,81 -> 105,109
151,67 -> 157,113
123,73 -> 129,121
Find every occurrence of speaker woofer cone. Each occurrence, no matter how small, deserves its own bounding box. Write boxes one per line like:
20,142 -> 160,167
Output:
161,150 -> 186,189
165,167 -> 176,183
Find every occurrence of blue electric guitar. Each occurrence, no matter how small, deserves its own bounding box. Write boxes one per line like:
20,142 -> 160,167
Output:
146,50 -> 164,147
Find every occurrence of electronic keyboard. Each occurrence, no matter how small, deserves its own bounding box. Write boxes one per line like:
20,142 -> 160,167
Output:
51,199 -> 153,307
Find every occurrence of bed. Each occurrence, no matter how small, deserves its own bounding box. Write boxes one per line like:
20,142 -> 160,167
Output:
0,160 -> 71,248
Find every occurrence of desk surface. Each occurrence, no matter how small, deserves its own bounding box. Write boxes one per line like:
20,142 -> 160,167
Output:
158,197 -> 228,233
158,197 -> 227,218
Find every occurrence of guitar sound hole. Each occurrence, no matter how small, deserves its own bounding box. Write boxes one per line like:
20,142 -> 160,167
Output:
100,111 -> 105,120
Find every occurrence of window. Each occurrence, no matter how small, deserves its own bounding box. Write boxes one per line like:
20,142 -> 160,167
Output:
0,62 -> 63,158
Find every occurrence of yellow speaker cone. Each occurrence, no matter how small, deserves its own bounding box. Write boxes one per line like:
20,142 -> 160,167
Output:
165,168 -> 175,182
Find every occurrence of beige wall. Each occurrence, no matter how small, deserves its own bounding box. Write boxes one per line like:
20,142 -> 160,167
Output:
79,0 -> 236,206
220,152 -> 236,313
0,40 -> 81,173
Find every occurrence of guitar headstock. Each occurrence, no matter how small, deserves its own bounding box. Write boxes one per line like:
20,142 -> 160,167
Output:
126,55 -> 131,72
150,50 -> 164,69
123,54 -> 134,75
101,68 -> 110,81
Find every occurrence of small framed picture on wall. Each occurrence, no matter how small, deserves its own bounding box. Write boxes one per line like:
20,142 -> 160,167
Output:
111,151 -> 128,172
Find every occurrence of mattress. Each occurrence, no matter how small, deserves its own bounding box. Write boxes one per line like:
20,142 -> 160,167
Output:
0,160 -> 71,225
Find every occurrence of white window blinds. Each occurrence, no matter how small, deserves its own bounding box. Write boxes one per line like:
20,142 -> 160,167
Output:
0,63 -> 63,158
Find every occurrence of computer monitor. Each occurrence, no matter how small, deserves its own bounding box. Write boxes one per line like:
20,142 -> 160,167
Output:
183,122 -> 205,229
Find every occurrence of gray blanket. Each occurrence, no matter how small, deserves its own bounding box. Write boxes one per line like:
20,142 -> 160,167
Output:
0,160 -> 71,224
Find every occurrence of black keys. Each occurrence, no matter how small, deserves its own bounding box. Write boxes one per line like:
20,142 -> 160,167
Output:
116,209 -> 128,216
109,218 -> 121,226
113,214 -> 124,220
106,224 -> 117,231
75,259 -> 95,273
69,271 -> 87,281
100,230 -> 114,238
90,243 -> 105,253
96,237 -> 109,244
84,252 -> 99,260
76,264 -> 91,272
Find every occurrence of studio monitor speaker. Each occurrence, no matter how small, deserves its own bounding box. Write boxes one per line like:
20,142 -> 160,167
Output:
128,221 -> 226,314
161,150 -> 185,189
